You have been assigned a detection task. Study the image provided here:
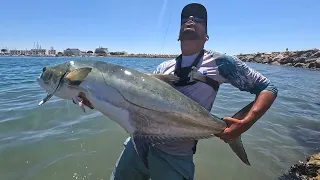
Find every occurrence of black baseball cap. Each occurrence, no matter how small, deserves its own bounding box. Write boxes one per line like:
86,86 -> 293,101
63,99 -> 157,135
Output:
181,3 -> 207,30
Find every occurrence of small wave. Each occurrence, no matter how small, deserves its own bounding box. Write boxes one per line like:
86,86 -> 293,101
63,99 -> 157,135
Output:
0,115 -> 26,123
6,151 -> 96,180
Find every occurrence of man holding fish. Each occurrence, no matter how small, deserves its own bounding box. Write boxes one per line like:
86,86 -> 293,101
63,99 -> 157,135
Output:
38,2 -> 278,180
107,3 -> 277,180
100,3 -> 275,180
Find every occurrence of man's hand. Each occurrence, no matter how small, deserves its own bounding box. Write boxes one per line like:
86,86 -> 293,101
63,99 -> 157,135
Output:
217,91 -> 277,143
216,117 -> 252,143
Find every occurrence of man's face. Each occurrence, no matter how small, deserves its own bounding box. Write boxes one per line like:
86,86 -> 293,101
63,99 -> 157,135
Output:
179,16 -> 208,41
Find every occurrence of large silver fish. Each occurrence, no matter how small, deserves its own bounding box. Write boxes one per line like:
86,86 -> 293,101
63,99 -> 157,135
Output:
36,60 -> 252,166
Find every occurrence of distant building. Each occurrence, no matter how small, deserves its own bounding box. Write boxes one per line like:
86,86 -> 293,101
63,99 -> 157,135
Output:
64,48 -> 81,56
48,49 -> 56,55
9,49 -> 32,56
21,50 -> 31,55
94,47 -> 110,56
30,48 -> 46,55
48,46 -> 56,56
9,50 -> 21,55
80,51 -> 87,56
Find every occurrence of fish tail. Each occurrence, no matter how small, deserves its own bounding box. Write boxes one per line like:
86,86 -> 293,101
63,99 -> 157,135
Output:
228,136 -> 251,165
227,100 -> 255,165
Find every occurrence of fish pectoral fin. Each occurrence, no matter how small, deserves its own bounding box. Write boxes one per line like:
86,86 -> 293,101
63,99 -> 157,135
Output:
149,74 -> 180,85
65,67 -> 92,86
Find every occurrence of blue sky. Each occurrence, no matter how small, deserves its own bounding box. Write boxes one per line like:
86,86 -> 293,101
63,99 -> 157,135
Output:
0,0 -> 319,54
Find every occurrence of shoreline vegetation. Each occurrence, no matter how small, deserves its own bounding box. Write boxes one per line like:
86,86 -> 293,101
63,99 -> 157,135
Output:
1,48 -> 319,70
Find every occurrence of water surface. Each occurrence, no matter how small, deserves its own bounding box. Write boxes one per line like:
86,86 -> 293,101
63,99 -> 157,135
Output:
0,57 -> 319,180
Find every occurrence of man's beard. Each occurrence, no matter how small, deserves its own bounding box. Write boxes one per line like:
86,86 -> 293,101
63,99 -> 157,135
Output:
179,29 -> 200,41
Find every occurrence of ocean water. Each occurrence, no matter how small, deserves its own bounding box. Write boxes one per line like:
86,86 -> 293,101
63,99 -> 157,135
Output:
0,56 -> 319,180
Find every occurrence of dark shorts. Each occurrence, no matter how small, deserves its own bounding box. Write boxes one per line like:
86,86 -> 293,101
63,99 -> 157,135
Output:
110,137 -> 195,180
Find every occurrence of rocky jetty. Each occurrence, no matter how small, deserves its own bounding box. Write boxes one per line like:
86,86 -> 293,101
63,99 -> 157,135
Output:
279,153 -> 320,180
236,48 -> 320,70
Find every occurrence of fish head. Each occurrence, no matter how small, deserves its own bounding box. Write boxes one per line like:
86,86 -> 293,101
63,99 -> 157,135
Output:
37,63 -> 69,94
37,61 -> 92,106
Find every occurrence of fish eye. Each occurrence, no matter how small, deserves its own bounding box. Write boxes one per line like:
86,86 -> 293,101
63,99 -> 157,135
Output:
42,67 -> 46,72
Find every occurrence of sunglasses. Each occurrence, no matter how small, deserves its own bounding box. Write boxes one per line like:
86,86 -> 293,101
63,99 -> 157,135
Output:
181,16 -> 205,24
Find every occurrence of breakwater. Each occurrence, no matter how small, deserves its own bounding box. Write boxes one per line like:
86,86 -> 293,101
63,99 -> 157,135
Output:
236,48 -> 320,70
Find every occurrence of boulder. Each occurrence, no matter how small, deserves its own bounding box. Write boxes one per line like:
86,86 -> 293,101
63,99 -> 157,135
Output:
310,51 -> 320,58
278,153 -> 320,180
279,57 -> 294,64
315,58 -> 320,68
293,57 -> 306,64
294,63 -> 306,68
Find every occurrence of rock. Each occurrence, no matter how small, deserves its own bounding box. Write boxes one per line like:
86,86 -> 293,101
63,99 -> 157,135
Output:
278,153 -> 320,180
293,57 -> 307,64
294,63 -> 305,68
283,63 -> 293,67
235,49 -> 320,70
271,61 -> 281,65
311,51 -> 320,58
301,52 -> 314,58
308,62 -> 316,68
273,54 -> 286,62
315,59 -> 320,68
306,58 -> 318,63
279,57 -> 294,64
296,50 -> 308,57
307,60 -> 320,69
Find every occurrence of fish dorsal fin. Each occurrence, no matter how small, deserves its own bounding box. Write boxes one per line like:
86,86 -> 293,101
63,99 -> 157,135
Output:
65,67 -> 92,86
149,74 -> 180,85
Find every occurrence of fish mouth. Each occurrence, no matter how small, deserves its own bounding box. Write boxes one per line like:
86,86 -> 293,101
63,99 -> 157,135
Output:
36,77 -> 54,106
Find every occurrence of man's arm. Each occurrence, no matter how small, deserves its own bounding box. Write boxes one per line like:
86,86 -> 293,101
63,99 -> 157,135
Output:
214,54 -> 278,141
243,90 -> 276,127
